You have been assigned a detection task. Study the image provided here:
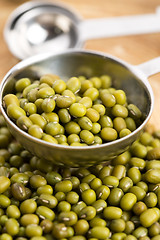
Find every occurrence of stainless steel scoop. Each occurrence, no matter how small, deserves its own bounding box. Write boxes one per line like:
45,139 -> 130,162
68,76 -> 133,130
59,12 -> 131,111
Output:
0,50 -> 157,167
4,1 -> 160,59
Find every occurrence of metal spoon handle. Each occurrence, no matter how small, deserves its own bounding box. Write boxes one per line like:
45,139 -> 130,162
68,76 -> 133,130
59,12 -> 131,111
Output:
79,7 -> 160,40
137,57 -> 160,77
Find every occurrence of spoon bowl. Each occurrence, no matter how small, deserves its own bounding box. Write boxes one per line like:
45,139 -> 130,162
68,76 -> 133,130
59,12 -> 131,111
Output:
0,50 -> 155,167
4,1 -> 83,60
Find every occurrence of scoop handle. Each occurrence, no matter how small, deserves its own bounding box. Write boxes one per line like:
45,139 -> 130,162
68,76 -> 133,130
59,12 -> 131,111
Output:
137,57 -> 160,77
79,7 -> 160,40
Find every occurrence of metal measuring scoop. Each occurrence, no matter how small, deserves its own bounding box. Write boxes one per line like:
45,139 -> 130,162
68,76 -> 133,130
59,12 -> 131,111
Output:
0,50 -> 157,167
4,1 -> 160,59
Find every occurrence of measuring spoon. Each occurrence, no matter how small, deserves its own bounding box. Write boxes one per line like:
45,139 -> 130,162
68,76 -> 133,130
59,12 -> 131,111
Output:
4,1 -> 160,59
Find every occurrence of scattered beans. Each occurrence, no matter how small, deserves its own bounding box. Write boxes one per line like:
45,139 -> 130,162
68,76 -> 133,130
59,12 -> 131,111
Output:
0,114 -> 160,239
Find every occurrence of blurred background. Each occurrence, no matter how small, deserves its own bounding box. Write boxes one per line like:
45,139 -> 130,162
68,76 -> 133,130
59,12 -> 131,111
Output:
0,0 -> 160,128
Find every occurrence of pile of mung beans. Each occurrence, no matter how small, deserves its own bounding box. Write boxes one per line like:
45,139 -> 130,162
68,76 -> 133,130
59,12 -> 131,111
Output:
3,74 -> 142,146
1,112 -> 160,240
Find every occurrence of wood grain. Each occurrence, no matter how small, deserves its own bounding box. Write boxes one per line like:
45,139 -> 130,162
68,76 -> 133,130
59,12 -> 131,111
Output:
0,0 -> 160,129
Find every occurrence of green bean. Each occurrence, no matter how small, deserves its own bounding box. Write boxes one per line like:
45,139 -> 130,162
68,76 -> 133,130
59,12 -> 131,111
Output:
90,217 -> 107,228
108,188 -> 124,206
99,115 -> 113,128
52,79 -> 67,94
67,77 -> 81,93
85,108 -> 100,122
0,194 -> 11,208
81,189 -> 96,205
100,75 -> 111,88
111,165 -> 126,179
54,192 -> 66,202
83,87 -> 99,101
74,219 -> 89,235
127,167 -> 141,184
30,175 -> 47,189
96,185 -> 110,200
20,199 -> 37,214
36,206 -> 55,221
79,206 -> 96,220
128,104 -> 142,120
100,127 -> 118,141
113,117 -> 127,132
125,117 -> 136,132
69,103 -> 86,118
81,173 -> 96,184
90,177 -> 102,190
6,205 -> 21,219
120,193 -> 137,211
124,235 -> 137,240
45,122 -> 61,136
148,222 -> 160,237
3,94 -> 20,107
129,157 -> 146,170
65,121 -> 81,135
79,96 -> 92,108
42,134 -> 58,144
113,89 -> 127,105
58,211 -> 78,226
132,201 -> 147,216
132,226 -> 148,238
140,208 -> 160,227
92,104 -> 105,116
98,166 -> 112,180
71,201 -> 86,215
5,218 -> 19,236
66,191 -> 79,204
144,192 -> 158,207
129,186 -> 146,201
0,233 -> 13,240
111,232 -> 127,240
28,125 -> 43,139
80,130 -> 94,145
103,175 -> 119,188
109,218 -> 126,232
124,221 -> 135,235
103,206 -> 122,219
88,226 -> 110,239
40,73 -> 59,85
37,87 -> 55,99
0,176 -> 10,194
23,102 -> 37,115
136,181 -> 148,192
58,201 -> 71,212
112,104 -> 128,118
147,147 -> 160,160
145,169 -> 160,184
55,180 -> 72,193
100,92 -> 116,107
7,105 -> 26,120
112,150 -> 131,165
131,142 -> 147,158
25,224 -> 43,237
37,193 -> 58,208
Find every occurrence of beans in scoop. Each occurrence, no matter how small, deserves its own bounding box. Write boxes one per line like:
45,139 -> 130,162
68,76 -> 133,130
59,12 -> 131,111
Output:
3,74 -> 143,146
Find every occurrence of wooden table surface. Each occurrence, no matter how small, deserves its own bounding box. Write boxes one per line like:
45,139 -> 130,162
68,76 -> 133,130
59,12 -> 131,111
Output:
0,0 -> 160,130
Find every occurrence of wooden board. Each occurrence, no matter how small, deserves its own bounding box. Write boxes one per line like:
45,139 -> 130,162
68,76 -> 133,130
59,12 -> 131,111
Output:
0,0 -> 160,130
